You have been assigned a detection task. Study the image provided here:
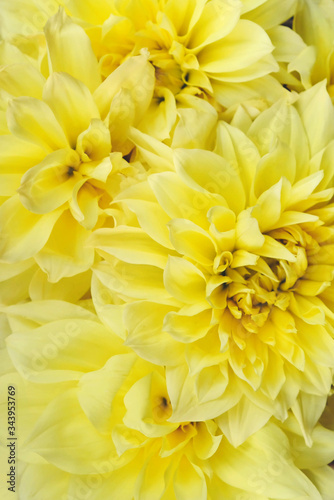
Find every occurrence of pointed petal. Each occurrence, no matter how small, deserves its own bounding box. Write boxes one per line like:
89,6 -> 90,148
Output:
35,210 -> 95,282
43,72 -> 100,149
45,9 -> 101,92
0,196 -> 63,261
7,97 -> 68,152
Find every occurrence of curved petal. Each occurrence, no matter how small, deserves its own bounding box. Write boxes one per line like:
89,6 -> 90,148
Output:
69,181 -> 100,230
19,149 -> 81,214
7,97 -> 69,152
0,63 -> 46,99
94,54 -> 155,120
0,135 -> 45,175
89,226 -> 172,268
124,301 -> 184,366
24,389 -> 115,474
212,423 -> 322,499
188,0 -> 240,49
295,81 -> 334,157
173,148 -> 246,214
168,218 -> 216,266
18,463 -> 69,500
174,457 -> 207,500
43,72 -> 100,149
148,171 -> 218,229
29,268 -> 91,303
163,307 -> 212,343
6,319 -> 121,382
0,195 -> 63,262
198,20 -> 275,73
66,0 -> 114,24
93,258 -> 169,302
35,209 -> 95,282
44,9 -> 101,92
164,256 -> 207,303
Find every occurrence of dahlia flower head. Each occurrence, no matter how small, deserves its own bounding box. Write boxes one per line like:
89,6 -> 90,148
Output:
1,301 -> 334,500
290,0 -> 334,100
0,0 -> 303,108
90,81 -> 334,446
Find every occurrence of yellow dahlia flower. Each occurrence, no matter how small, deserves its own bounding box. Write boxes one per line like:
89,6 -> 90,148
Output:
90,81 -> 334,445
0,27 -> 155,283
1,1 -> 289,109
290,0 -> 334,100
2,301 -> 332,500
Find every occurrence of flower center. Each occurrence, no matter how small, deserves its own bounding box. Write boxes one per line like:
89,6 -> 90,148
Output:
152,395 -> 173,423
212,225 -> 319,334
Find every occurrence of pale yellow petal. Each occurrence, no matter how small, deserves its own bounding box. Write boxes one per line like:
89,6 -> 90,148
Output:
29,268 -> 91,302
168,218 -> 216,266
45,9 -> 101,92
7,97 -> 69,152
173,148 -> 245,214
174,457 -> 207,500
90,226 -> 172,268
188,0 -> 240,49
0,195 -> 63,261
6,319 -> 120,382
93,54 -> 154,120
35,209 -> 94,281
0,63 -> 45,99
295,81 -> 334,156
93,259 -> 169,302
43,72 -> 100,149
148,171 -> 218,229
198,20 -> 275,74
124,301 -> 184,366
24,389 -> 115,474
18,149 -> 81,214
163,307 -> 212,343
164,256 -> 207,303
216,395 -> 272,447
66,0 -> 114,24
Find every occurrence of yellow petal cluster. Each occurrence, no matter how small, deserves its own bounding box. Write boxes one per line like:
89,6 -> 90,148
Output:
1,1 -> 334,499
88,82 -> 334,445
289,0 -> 334,100
1,301 -> 333,499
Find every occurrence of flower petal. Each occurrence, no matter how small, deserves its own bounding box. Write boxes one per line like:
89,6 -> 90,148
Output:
198,20 -> 275,74
0,195 -> 63,262
188,0 -> 240,49
174,148 -> 246,214
24,389 -> 115,474
45,9 -> 101,92
124,301 -> 184,366
90,226 -> 172,268
18,149 -> 81,214
43,72 -> 100,149
93,54 -> 154,120
7,97 -> 69,152
35,209 -> 95,282
6,319 -> 121,382
164,256 -> 207,303
0,63 -> 46,99
168,218 -> 216,266
174,457 -> 207,500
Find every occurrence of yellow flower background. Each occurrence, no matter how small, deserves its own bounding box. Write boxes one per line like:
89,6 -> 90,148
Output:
0,1 -> 334,499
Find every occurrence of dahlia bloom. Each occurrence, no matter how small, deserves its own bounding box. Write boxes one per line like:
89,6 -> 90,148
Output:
1,1 -> 291,108
290,0 -> 334,100
0,11 -> 156,284
75,0 -> 280,106
90,81 -> 334,445
2,301 -> 333,500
